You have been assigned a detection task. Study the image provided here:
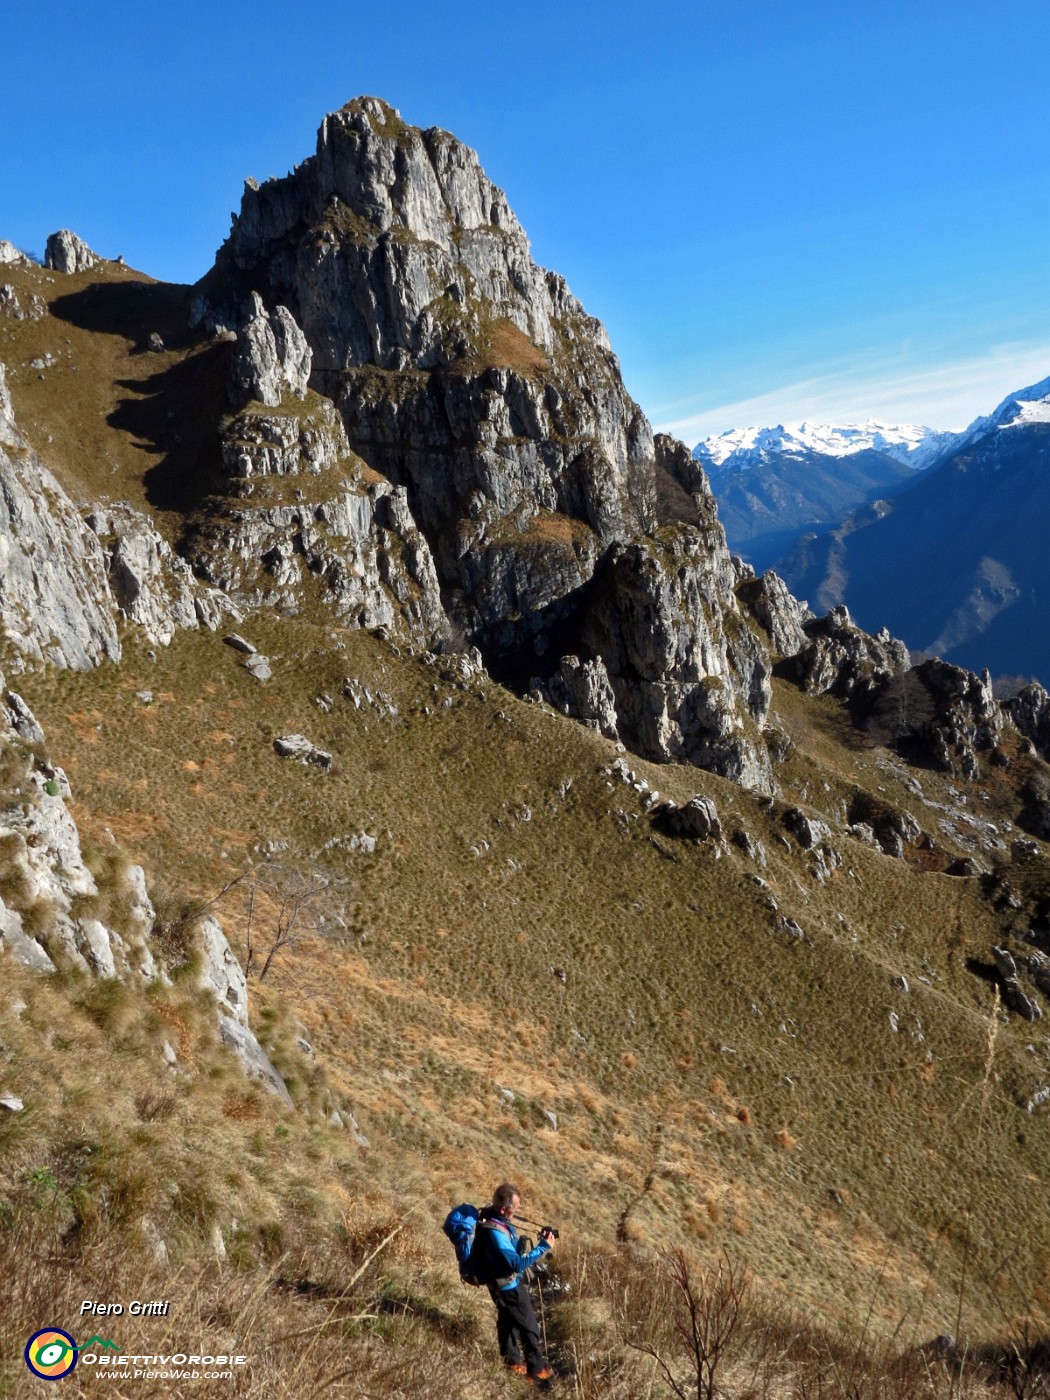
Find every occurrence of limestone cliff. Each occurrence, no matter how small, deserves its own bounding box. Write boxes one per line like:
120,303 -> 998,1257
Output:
0,361 -> 232,672
202,97 -> 775,789
188,380 -> 448,641
0,361 -> 120,670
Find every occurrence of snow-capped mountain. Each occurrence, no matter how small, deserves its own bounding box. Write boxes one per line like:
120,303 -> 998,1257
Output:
693,420 -> 959,473
952,374 -> 1050,449
776,373 -> 1050,683
690,420 -> 959,572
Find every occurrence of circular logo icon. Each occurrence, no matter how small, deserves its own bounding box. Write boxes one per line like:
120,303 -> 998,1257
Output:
24,1328 -> 78,1380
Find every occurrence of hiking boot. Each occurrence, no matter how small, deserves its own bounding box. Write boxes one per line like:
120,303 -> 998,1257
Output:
506,1361 -> 527,1376
527,1368 -> 554,1390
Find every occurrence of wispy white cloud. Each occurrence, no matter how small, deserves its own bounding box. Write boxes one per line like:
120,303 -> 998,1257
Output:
654,341 -> 1050,444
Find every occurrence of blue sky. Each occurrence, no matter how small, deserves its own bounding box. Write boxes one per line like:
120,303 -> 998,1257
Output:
5,0 -> 1050,439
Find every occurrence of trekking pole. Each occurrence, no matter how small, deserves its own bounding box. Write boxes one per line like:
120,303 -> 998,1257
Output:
537,1267 -> 549,1364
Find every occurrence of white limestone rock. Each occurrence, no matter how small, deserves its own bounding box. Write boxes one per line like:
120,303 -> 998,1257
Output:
0,897 -> 56,972
0,373 -> 231,671
45,229 -> 98,273
218,1013 -> 294,1104
0,361 -> 21,447
546,654 -> 619,739
273,734 -> 333,769
5,690 -> 45,745
737,570 -> 812,658
0,374 -> 120,669
86,503 -> 214,646
230,294 -> 312,407
192,394 -> 448,646
197,915 -> 249,1028
77,918 -> 117,978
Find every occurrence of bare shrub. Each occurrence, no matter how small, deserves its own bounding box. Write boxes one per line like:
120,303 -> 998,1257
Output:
242,862 -> 330,981
627,1247 -> 751,1400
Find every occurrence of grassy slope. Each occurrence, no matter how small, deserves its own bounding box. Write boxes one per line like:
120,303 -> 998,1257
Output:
3,262 -> 1050,1394
15,622 -> 1050,1333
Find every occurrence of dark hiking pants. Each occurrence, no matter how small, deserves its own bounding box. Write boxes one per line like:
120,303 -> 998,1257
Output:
489,1281 -> 547,1373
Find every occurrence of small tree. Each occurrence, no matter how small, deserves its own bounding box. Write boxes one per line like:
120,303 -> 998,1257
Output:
629,1247 -> 751,1400
243,862 -> 330,981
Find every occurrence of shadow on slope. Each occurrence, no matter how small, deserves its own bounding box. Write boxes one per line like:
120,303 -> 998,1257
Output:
48,278 -> 230,522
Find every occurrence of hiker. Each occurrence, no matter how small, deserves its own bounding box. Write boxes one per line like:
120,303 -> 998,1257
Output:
474,1182 -> 555,1383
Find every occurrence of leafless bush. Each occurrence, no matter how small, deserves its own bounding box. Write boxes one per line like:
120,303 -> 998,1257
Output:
627,1247 -> 751,1400
242,862 -> 330,981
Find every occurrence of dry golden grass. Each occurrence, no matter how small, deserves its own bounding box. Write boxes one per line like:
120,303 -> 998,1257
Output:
485,317 -> 548,373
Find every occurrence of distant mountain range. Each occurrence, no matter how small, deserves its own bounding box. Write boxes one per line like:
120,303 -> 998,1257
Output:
697,380 -> 1050,684
693,421 -> 957,571
694,420 -> 957,471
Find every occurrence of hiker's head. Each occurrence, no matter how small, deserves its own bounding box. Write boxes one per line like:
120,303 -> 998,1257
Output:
492,1182 -> 521,1218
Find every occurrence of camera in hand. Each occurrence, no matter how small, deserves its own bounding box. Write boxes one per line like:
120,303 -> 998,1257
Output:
540,1225 -> 560,1240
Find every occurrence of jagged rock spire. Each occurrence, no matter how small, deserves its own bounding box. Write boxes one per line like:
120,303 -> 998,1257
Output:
203,97 -> 777,789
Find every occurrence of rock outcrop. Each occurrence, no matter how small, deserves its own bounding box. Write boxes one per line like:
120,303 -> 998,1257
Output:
87,503 -> 233,644
901,659 -> 1004,780
789,606 -> 911,702
0,681 -> 290,1100
0,362 -> 121,670
736,570 -> 811,658
1007,682 -> 1050,759
544,654 -> 619,740
654,794 -> 723,842
196,914 -> 291,1102
0,282 -> 46,321
229,293 -> 313,407
0,682 -> 157,979
741,583 -> 1012,783
188,390 -> 447,642
578,527 -> 773,790
44,229 -> 98,274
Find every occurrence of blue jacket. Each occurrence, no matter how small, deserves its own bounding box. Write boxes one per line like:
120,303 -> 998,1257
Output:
476,1212 -> 551,1292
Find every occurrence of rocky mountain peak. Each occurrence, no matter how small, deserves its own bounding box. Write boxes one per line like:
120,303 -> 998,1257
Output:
316,96 -> 526,250
44,228 -> 99,274
215,96 -> 592,376
195,98 -> 787,788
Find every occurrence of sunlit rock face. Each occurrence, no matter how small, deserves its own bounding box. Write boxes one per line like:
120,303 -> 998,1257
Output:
204,97 -> 776,788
